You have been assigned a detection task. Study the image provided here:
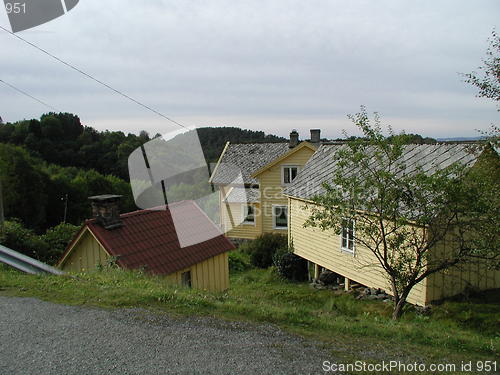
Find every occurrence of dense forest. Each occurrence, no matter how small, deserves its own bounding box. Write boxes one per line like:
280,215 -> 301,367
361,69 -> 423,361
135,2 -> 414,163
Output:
0,113 -> 286,181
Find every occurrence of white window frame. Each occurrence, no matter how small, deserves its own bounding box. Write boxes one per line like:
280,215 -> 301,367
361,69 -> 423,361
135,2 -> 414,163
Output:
340,218 -> 355,254
241,204 -> 256,226
281,165 -> 300,185
272,204 -> 288,230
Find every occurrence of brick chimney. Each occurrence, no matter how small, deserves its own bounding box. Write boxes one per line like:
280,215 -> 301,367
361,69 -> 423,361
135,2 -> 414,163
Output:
88,195 -> 123,230
310,129 -> 321,144
289,130 -> 299,148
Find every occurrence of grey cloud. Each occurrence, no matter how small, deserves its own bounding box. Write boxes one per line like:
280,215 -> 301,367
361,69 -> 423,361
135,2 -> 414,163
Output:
0,0 -> 498,136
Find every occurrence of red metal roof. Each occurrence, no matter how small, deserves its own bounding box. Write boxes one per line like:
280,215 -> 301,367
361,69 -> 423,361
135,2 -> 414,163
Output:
62,201 -> 234,275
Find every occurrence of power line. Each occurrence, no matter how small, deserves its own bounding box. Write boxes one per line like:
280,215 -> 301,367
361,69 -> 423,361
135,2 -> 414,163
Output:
0,24 -> 187,129
0,78 -> 59,111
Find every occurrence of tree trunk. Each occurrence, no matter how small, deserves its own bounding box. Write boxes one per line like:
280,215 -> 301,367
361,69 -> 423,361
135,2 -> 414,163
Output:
392,298 -> 406,320
392,289 -> 411,320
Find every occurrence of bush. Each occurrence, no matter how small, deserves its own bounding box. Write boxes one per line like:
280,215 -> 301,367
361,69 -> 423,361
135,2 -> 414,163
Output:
0,220 -> 48,261
0,220 -> 79,265
228,250 -> 252,272
242,233 -> 288,268
273,250 -> 308,282
41,222 -> 80,264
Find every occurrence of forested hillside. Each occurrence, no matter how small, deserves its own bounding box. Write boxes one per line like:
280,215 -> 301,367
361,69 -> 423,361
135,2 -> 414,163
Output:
0,113 -> 286,180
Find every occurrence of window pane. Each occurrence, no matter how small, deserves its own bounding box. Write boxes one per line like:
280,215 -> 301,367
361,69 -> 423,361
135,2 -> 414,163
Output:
291,167 -> 298,181
341,218 -> 355,252
275,207 -> 287,227
348,238 -> 354,250
342,236 -> 348,249
284,168 -> 290,183
245,205 -> 254,222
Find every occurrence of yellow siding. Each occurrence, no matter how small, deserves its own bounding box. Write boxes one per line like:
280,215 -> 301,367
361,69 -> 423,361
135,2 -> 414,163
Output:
166,252 -> 230,292
60,229 -> 109,272
288,197 -> 427,306
222,201 -> 262,239
259,147 -> 315,234
425,236 -> 500,303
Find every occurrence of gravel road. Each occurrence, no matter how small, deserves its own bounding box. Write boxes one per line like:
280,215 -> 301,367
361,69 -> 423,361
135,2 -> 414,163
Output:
0,296 -> 333,374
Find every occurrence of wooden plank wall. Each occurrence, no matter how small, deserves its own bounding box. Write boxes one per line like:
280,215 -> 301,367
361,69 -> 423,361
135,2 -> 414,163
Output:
259,147 -> 315,234
167,252 -> 230,292
221,201 -> 262,239
288,197 -> 428,306
61,230 -> 109,272
426,235 -> 500,303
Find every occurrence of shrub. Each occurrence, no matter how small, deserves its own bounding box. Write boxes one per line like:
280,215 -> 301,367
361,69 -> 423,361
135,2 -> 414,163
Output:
228,250 -> 252,272
41,222 -> 80,264
273,249 -> 308,282
0,220 -> 79,265
242,233 -> 288,268
0,220 -> 48,261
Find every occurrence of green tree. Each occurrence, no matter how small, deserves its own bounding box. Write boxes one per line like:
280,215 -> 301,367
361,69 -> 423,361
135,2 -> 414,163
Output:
0,144 -> 48,230
305,108 -> 499,320
464,29 -> 500,108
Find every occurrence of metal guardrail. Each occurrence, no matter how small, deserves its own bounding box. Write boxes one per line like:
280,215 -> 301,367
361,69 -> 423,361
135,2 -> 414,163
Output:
0,244 -> 65,275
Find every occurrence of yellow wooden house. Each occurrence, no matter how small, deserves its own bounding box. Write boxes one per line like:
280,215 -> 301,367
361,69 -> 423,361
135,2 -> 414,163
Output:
209,130 -> 319,241
58,195 -> 234,292
284,143 -> 500,306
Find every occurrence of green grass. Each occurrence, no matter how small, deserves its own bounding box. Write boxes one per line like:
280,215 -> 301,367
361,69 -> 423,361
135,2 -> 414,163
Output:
0,264 -> 498,371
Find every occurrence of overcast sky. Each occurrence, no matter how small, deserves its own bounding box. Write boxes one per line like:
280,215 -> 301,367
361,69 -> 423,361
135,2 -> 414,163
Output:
1,0 -> 498,139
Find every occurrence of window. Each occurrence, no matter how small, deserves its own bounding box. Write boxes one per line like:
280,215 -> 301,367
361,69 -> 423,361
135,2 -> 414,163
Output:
181,271 -> 191,288
273,205 -> 288,229
341,219 -> 355,253
282,166 -> 299,184
242,204 -> 255,225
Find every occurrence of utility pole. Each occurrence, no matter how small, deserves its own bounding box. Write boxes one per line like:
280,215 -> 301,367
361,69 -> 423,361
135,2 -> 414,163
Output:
0,178 -> 4,229
62,194 -> 68,223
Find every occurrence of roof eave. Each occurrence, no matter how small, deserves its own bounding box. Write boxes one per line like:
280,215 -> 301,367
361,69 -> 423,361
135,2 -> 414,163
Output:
208,141 -> 231,184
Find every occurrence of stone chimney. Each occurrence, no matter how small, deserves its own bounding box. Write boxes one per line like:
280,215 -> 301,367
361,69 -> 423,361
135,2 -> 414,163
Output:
310,129 -> 321,144
289,130 -> 299,148
88,195 -> 123,230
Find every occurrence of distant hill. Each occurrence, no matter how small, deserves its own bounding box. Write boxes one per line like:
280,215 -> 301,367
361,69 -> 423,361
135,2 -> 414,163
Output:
0,113 -> 286,179
436,137 -> 483,142
197,127 -> 286,162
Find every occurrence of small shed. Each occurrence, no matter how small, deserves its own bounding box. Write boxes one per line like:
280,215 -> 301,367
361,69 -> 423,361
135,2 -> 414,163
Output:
58,195 -> 234,291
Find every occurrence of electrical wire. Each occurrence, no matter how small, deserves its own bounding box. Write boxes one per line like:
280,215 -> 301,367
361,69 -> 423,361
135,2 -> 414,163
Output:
0,24 -> 187,129
0,78 -> 59,111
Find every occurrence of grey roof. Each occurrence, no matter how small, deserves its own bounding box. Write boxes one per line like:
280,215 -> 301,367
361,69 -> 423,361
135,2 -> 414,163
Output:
211,143 -> 290,185
284,143 -> 484,200
223,188 -> 260,203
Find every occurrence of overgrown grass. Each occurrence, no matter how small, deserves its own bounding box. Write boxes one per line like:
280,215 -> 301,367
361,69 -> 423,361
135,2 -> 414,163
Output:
0,264 -> 498,370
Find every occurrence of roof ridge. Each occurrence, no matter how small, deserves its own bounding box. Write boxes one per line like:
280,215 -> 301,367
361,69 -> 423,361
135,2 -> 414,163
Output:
118,200 -> 199,219
228,141 -> 288,145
